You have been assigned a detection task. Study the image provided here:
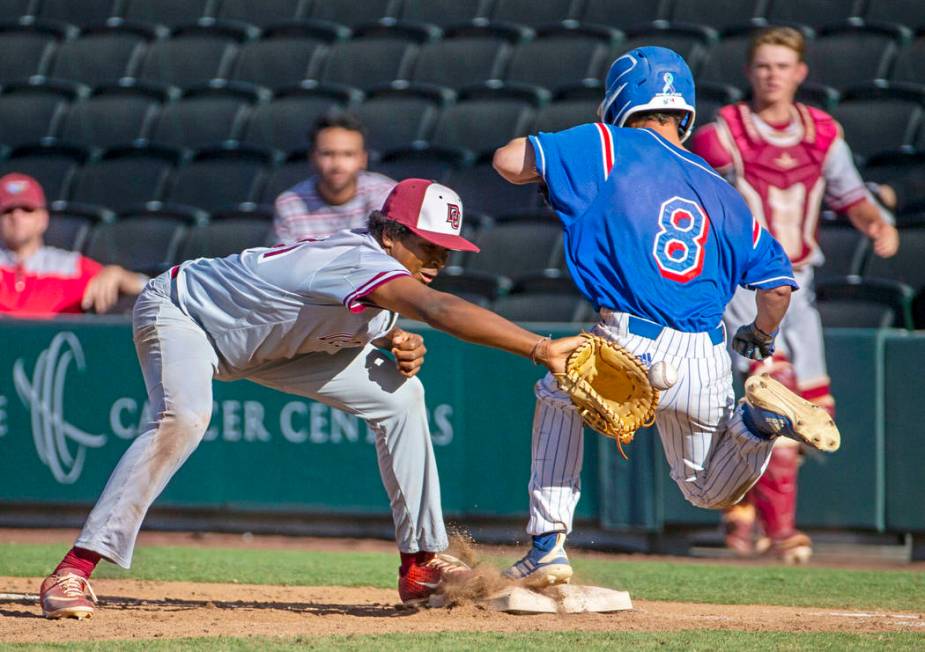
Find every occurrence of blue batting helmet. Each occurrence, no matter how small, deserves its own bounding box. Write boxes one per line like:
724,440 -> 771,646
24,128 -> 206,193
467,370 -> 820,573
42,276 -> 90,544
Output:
597,46 -> 697,142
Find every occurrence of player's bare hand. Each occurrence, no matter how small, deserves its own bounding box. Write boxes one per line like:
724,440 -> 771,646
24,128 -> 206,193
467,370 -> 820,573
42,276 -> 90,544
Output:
391,329 -> 427,378
81,265 -> 123,313
538,335 -> 584,374
872,223 -> 899,258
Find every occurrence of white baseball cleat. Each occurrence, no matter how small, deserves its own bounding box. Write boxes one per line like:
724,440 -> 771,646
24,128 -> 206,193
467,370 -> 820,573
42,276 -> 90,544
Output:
743,374 -> 840,452
503,532 -> 573,587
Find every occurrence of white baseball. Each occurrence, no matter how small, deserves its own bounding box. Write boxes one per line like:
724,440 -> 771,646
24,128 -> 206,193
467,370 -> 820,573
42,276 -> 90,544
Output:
648,360 -> 678,390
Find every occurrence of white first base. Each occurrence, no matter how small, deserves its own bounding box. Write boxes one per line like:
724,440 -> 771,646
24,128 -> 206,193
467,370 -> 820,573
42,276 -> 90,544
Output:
485,585 -> 632,614
544,584 -> 633,613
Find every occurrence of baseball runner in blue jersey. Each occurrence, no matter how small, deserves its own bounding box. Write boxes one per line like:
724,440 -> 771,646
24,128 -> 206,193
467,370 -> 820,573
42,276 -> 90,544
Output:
494,47 -> 840,585
38,179 -> 584,618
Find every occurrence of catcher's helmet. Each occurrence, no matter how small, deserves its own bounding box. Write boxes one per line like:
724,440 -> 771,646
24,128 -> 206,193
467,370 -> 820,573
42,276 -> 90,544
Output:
597,46 -> 697,142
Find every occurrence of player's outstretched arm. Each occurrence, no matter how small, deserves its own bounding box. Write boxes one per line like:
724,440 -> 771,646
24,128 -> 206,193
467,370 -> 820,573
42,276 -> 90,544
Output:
493,137 -> 540,185
368,276 -> 581,373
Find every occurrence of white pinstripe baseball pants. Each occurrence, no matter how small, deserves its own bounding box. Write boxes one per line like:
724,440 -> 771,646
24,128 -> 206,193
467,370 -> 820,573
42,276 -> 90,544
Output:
527,310 -> 775,536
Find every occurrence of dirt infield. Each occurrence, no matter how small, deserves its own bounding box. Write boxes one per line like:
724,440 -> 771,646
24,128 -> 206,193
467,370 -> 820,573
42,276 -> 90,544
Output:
2,576 -> 924,643
2,529 -> 923,643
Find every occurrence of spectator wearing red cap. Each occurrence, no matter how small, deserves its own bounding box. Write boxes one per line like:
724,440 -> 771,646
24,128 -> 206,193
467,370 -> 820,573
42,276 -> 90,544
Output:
0,173 -> 147,317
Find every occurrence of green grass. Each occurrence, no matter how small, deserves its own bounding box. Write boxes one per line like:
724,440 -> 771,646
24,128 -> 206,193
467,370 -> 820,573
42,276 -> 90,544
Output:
5,632 -> 925,651
2,542 -> 923,612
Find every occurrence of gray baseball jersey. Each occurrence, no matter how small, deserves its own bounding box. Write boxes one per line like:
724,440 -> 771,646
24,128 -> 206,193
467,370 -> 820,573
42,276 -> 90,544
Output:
173,230 -> 409,375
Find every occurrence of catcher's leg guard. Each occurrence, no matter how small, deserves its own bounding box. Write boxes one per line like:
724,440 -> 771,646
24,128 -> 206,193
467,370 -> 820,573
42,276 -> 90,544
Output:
750,445 -> 812,564
723,502 -> 757,556
742,374 -> 840,452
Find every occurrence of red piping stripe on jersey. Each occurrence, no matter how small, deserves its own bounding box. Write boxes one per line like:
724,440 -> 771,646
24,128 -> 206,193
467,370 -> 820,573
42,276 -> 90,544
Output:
595,122 -> 615,179
752,217 -> 761,248
343,270 -> 411,313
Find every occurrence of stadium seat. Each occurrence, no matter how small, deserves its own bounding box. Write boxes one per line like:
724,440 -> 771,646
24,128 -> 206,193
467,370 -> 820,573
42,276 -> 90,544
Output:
239,85 -> 359,153
319,33 -> 420,90
429,88 -> 538,156
578,0 -> 664,30
67,144 -> 180,211
830,84 -> 924,160
669,0 -> 765,32
46,26 -> 148,87
695,82 -> 743,125
230,27 -> 330,91
136,27 -> 241,90
37,0 -> 118,28
699,26 -> 756,91
0,82 -> 73,149
465,212 -> 562,276
615,23 -> 717,77
428,269 -> 507,305
259,151 -> 310,206
806,24 -> 905,89
815,276 -> 913,329
488,0 -> 577,28
0,0 -> 36,20
122,0 -> 213,30
914,289 -> 925,329
179,209 -> 273,260
149,85 -> 257,149
494,291 -> 591,322
866,0 -> 925,31
0,21 -> 62,83
494,270 -> 591,322
764,0 -> 861,29
445,161 -> 542,217
85,210 -> 191,275
354,86 -> 446,155
369,146 -> 471,184
794,83 -> 839,110
862,219 -> 925,291
399,0 -> 487,28
58,85 -> 161,149
863,152 -> 925,216
216,0 -> 308,28
45,202 -> 112,252
534,86 -> 599,133
305,0 -> 397,28
892,34 -> 925,86
815,218 -> 868,282
0,142 -> 87,200
165,144 -> 271,213
505,26 -> 618,93
411,33 -> 513,91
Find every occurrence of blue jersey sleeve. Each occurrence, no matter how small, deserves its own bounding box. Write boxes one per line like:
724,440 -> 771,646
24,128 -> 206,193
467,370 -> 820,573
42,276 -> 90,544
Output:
740,224 -> 799,290
529,123 -> 613,223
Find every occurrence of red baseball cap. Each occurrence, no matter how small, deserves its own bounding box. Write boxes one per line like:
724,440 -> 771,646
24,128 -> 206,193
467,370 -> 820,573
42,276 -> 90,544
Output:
381,179 -> 479,252
0,173 -> 46,213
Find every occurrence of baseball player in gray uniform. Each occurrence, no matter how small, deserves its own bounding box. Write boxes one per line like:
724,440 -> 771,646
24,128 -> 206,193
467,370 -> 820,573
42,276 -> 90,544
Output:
39,179 -> 583,619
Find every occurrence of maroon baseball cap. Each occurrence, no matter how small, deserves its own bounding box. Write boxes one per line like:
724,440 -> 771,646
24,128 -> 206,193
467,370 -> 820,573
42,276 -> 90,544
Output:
381,179 -> 479,252
0,173 -> 46,213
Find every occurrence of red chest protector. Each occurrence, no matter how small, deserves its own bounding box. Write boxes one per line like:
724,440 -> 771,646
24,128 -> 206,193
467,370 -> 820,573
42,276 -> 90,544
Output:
718,103 -> 839,266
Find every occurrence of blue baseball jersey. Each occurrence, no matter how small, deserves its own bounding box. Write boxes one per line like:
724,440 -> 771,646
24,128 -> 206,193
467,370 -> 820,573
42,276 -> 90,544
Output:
529,123 -> 797,332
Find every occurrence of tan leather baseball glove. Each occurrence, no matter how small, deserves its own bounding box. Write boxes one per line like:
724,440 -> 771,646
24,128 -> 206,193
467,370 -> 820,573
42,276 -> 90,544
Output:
554,333 -> 660,459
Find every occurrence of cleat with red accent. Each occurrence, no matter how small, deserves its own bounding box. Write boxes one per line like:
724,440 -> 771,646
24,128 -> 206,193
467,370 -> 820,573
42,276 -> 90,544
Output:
40,572 -> 97,620
398,553 -> 471,605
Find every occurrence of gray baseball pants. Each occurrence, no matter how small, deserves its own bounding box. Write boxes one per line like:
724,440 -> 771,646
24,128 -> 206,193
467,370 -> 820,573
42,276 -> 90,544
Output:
75,274 -> 448,568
